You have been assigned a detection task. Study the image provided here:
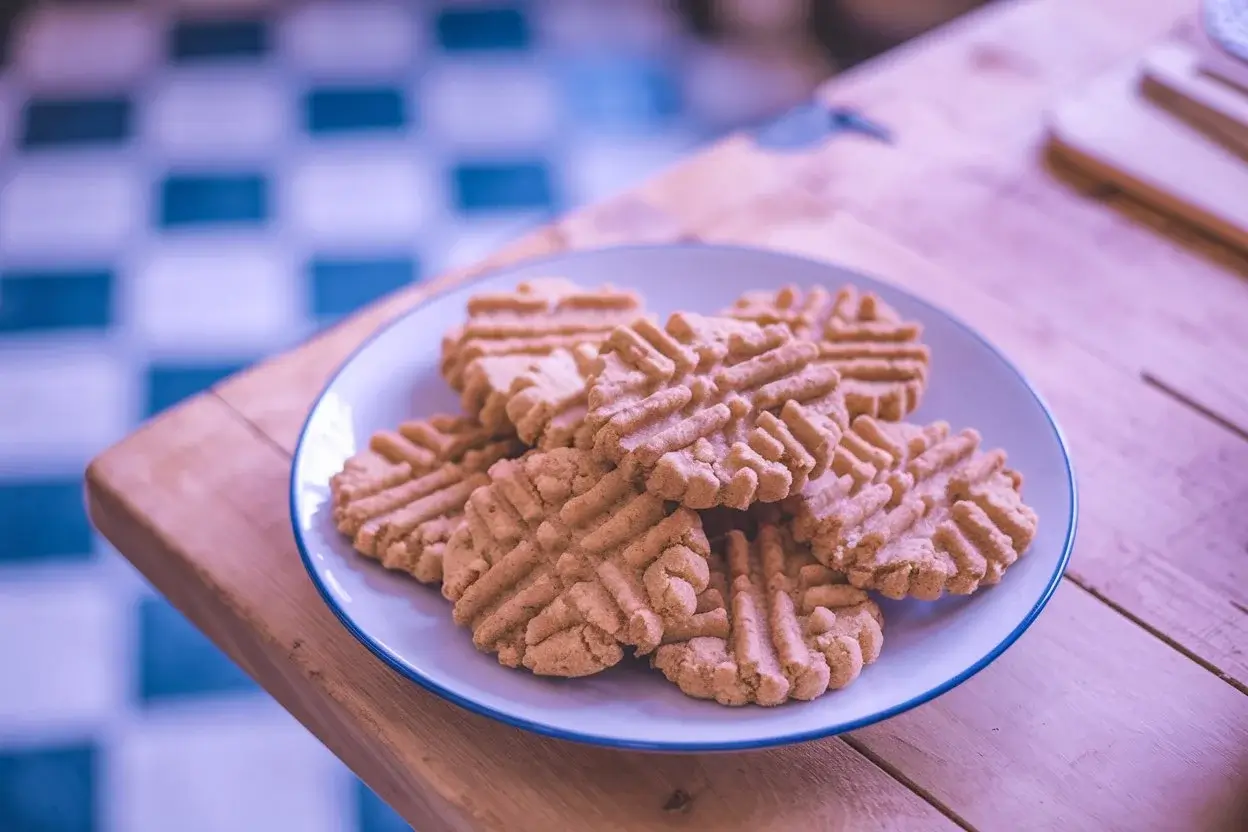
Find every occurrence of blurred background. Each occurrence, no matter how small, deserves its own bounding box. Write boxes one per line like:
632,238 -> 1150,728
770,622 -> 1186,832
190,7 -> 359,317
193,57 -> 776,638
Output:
0,0 -> 988,830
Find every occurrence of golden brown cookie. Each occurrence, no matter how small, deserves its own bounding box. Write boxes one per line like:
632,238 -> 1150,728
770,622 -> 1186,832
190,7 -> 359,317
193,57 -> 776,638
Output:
501,343 -> 600,450
786,415 -> 1039,600
587,312 -> 850,511
441,448 -> 726,677
652,515 -> 883,706
332,415 -> 501,486
330,416 -> 523,583
725,284 -> 930,421
441,278 -> 643,432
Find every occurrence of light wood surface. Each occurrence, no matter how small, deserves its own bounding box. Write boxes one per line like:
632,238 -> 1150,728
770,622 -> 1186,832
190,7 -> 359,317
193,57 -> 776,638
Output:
87,0 -> 1248,829
1143,39 -> 1248,157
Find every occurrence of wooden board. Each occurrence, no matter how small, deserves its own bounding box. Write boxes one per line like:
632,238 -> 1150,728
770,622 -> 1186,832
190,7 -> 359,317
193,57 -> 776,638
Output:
1047,45 -> 1248,253
86,0 -> 1248,829
1142,39 -> 1248,158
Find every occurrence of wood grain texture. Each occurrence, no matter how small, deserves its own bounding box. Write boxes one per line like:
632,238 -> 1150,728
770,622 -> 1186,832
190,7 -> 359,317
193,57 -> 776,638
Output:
1142,39 -> 1248,157
853,582 -> 1248,832
86,394 -> 960,832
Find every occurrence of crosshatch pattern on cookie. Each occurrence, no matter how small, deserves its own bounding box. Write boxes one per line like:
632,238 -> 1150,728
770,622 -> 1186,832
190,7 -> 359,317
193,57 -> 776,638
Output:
653,516 -> 883,706
725,284 -> 930,421
441,448 -> 726,677
787,415 -> 1039,600
441,278 -> 644,431
587,312 -> 850,510
503,343 -> 601,450
330,416 -> 524,583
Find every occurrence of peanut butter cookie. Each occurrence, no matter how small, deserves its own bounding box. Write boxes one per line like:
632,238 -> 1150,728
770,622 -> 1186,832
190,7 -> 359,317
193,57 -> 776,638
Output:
588,312 -> 850,510
441,448 -> 725,676
441,278 -> 643,433
726,284 -> 930,421
787,415 -> 1039,599
653,514 -> 883,706
330,416 -> 523,583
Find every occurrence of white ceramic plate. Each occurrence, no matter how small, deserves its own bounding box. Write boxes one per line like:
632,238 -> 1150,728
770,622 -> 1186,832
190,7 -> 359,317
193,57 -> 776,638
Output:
291,244 -> 1077,751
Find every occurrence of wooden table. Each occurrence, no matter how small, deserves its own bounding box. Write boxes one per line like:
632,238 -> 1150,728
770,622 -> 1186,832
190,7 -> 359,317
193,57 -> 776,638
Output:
86,0 -> 1248,829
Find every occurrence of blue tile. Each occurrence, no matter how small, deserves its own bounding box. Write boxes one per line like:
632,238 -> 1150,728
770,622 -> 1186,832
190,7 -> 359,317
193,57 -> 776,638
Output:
356,780 -> 410,832
561,56 -> 681,131
170,19 -> 267,61
137,596 -> 257,703
0,743 -> 96,832
158,174 -> 268,227
0,479 -> 93,564
452,162 -> 554,213
436,6 -> 529,51
0,270 -> 113,333
21,98 -> 131,148
305,87 -> 407,134
309,257 -> 417,319
144,362 -> 248,417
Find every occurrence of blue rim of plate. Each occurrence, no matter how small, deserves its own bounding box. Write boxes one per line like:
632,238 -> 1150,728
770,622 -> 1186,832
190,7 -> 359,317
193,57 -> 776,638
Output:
289,242 -> 1079,753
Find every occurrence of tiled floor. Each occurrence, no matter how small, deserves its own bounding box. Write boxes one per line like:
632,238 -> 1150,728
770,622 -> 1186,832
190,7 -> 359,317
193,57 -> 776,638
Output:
0,1 -> 814,830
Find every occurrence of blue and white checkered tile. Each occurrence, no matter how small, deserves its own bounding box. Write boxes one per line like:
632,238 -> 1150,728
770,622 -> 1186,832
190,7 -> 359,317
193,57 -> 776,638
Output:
0,1 -> 812,829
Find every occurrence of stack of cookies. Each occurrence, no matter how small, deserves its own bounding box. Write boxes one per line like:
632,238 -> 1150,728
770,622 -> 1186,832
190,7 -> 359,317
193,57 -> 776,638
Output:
328,278 -> 1040,707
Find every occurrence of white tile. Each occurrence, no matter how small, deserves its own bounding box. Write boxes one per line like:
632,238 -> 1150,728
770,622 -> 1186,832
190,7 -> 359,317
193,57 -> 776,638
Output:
129,241 -> 300,355
561,133 -> 695,204
144,71 -> 290,161
0,344 -> 132,464
423,63 -> 559,150
0,165 -> 143,258
534,0 -> 683,50
113,708 -> 349,832
0,578 -> 124,733
12,5 -> 160,91
285,152 -> 441,243
281,1 -> 420,77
